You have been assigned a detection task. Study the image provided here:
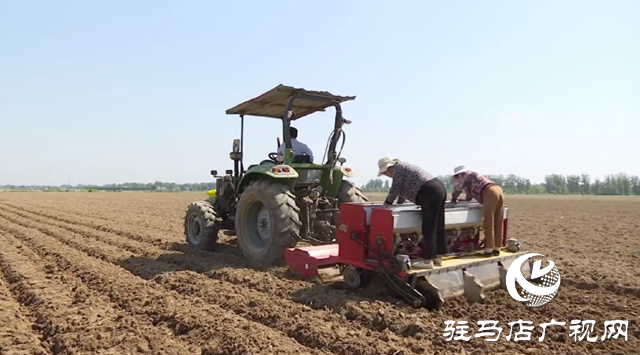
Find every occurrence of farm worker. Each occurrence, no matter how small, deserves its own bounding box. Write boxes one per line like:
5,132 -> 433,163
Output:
277,126 -> 314,162
450,166 -> 505,257
378,157 -> 447,269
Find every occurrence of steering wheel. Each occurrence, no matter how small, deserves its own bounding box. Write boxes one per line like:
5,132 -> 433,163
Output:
268,152 -> 280,163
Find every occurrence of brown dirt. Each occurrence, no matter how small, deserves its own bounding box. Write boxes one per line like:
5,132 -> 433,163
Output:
0,192 -> 638,355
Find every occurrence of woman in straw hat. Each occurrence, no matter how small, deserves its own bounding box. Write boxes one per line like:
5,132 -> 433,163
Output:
451,166 -> 505,256
377,157 -> 447,269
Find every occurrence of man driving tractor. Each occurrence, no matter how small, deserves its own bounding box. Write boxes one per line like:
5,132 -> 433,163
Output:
277,126 -> 314,162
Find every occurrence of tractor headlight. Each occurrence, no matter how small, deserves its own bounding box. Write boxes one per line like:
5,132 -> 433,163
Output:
341,166 -> 354,176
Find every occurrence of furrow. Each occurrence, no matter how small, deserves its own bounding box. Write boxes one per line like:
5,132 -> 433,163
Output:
0,221 -> 330,355
3,200 -> 172,234
0,203 -> 173,249
0,245 -> 50,355
0,201 -> 442,341
0,209 -> 421,355
0,204 -> 244,263
0,232 -> 200,355
5,198 -> 639,347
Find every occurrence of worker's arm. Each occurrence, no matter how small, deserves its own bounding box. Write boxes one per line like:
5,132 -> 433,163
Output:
465,190 -> 473,201
463,175 -> 476,201
451,181 -> 464,202
451,179 -> 471,202
384,170 -> 403,206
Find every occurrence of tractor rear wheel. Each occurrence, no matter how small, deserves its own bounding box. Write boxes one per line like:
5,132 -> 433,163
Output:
184,201 -> 219,251
337,180 -> 368,203
235,179 -> 302,265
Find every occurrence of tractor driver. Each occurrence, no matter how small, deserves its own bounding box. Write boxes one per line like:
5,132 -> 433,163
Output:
277,126 -> 314,163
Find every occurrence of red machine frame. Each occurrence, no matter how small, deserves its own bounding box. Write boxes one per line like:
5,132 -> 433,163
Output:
285,202 -> 509,282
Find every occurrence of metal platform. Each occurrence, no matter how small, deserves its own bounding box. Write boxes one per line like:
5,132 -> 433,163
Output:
407,249 -> 532,303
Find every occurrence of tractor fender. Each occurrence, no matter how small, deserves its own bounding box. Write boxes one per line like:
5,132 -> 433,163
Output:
325,168 -> 352,197
238,164 -> 298,194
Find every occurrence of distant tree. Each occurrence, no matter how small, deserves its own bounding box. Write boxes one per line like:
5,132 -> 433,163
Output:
3,172 -> 640,197
355,171 -> 640,196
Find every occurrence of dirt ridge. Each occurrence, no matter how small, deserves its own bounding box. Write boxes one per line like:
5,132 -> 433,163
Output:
0,192 -> 638,355
0,222 -> 329,355
0,232 -> 199,355
0,210 -> 419,355
0,201 -> 447,339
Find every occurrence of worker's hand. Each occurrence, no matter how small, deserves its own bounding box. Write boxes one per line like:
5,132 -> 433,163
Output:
383,202 -> 391,209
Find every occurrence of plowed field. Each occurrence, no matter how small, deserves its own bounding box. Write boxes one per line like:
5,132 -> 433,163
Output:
0,192 -> 638,355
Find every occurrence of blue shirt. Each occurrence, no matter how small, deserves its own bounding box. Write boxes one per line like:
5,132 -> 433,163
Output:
277,138 -> 314,162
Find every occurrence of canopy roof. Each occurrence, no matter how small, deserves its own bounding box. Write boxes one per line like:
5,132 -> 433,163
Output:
225,84 -> 356,120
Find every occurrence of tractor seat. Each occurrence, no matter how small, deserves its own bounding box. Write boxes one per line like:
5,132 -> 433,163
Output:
292,154 -> 312,164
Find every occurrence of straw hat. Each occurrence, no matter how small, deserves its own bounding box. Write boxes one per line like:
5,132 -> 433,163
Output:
378,157 -> 399,176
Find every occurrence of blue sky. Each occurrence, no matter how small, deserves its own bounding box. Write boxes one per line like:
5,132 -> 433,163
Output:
1,0 -> 638,186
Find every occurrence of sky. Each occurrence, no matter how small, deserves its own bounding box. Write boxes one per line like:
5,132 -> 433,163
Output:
1,0 -> 638,187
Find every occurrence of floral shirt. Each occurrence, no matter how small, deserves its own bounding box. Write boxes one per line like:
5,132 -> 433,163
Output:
385,161 -> 435,205
451,172 -> 496,204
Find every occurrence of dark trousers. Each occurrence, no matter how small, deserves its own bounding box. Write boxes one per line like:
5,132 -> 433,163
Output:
415,179 -> 447,260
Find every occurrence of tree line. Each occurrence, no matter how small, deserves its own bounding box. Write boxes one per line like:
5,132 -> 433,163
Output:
0,181 -> 215,192
361,173 -> 640,196
3,172 -> 639,195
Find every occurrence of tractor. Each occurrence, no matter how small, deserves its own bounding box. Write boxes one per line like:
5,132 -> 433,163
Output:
183,84 -> 368,265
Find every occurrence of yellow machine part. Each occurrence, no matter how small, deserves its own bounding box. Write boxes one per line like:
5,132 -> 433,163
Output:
406,248 -> 534,304
207,189 -> 217,198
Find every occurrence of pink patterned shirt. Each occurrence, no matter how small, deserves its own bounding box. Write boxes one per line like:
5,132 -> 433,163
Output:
451,172 -> 496,204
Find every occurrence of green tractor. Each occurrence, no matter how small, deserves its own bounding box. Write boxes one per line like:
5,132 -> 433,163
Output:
183,84 -> 368,265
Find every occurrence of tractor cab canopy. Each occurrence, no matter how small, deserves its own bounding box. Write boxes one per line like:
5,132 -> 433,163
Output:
225,84 -> 355,120
225,84 -> 355,170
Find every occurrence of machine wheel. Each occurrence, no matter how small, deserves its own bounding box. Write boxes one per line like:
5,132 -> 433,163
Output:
235,179 -> 302,265
184,201 -> 219,251
415,279 -> 443,312
337,180 -> 368,203
343,266 -> 362,289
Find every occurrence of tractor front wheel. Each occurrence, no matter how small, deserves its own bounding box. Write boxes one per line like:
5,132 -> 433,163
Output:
184,201 -> 219,251
235,179 -> 302,265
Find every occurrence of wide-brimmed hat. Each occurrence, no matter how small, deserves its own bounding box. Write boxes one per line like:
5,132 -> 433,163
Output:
453,165 -> 472,176
377,157 -> 399,176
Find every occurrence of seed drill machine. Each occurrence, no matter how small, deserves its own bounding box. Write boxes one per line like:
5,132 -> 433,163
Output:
285,200 -> 537,310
